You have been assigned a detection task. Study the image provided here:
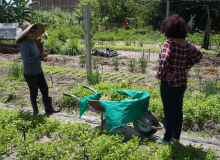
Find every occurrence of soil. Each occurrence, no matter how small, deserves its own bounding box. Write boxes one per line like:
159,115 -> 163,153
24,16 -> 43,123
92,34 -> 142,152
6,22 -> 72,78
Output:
0,50 -> 220,159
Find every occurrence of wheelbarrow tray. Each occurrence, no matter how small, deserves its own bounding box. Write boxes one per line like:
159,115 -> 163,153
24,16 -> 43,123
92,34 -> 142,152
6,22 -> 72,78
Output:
88,100 -> 105,112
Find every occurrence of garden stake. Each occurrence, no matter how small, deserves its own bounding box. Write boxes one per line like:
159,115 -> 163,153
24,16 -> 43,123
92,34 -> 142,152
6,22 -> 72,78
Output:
84,148 -> 89,160
22,124 -> 26,141
50,74 -> 53,86
149,49 -> 150,62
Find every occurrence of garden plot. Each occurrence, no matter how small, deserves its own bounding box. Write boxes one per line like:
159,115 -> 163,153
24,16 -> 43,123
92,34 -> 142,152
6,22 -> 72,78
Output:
0,50 -> 220,159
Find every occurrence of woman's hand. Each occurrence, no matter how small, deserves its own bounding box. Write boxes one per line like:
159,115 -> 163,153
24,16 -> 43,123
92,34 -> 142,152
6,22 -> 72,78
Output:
166,72 -> 174,81
41,52 -> 47,59
41,52 -> 49,62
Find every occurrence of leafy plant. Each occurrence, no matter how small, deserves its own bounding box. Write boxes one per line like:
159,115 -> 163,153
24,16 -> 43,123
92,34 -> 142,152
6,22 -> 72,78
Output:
194,63 -> 201,77
44,38 -> 62,54
61,39 -> 83,56
128,59 -> 136,71
8,62 -> 23,80
79,55 -> 86,68
202,78 -> 219,97
112,57 -> 119,70
92,58 -> 99,69
139,55 -> 148,72
88,69 -> 102,85
125,40 -> 131,46
99,91 -> 133,101
59,56 -> 67,64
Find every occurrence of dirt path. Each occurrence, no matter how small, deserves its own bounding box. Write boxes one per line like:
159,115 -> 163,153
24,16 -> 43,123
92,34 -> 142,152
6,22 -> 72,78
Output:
1,104 -> 220,159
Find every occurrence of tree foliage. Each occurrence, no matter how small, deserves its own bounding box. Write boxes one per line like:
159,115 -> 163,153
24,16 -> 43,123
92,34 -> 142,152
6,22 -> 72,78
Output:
0,0 -> 39,23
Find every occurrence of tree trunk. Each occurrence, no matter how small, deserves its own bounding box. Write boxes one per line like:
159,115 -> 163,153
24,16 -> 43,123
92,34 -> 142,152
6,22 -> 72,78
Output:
202,6 -> 212,50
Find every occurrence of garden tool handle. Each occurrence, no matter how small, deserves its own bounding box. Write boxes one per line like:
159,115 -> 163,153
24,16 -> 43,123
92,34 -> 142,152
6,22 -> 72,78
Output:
83,85 -> 97,94
63,93 -> 80,102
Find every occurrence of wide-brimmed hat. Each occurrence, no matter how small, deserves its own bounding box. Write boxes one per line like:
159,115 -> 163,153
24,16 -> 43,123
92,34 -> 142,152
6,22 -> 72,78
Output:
16,21 -> 45,44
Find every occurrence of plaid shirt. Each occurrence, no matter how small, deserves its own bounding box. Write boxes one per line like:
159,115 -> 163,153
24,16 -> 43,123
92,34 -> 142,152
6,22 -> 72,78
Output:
156,39 -> 203,87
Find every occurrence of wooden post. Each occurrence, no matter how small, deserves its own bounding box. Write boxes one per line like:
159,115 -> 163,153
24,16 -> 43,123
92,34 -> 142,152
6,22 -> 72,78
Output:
84,4 -> 92,80
166,1 -> 170,19
134,14 -> 137,30
202,5 -> 212,50
142,48 -> 145,58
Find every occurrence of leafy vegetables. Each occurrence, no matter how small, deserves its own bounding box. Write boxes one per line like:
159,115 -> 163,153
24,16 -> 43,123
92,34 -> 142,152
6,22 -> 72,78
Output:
99,91 -> 133,101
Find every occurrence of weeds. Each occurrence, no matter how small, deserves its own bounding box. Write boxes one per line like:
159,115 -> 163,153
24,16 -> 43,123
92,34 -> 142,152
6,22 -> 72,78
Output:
92,58 -> 99,69
8,62 -> 23,80
139,55 -> 148,72
60,56 -> 67,64
112,57 -> 119,70
128,59 -> 136,71
139,40 -> 144,47
194,63 -> 201,77
79,55 -> 86,68
202,78 -> 219,97
88,69 -> 102,85
125,40 -> 131,46
62,39 -> 83,56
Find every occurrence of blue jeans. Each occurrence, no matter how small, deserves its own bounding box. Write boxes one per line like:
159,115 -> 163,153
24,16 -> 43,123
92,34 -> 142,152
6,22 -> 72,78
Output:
160,80 -> 186,141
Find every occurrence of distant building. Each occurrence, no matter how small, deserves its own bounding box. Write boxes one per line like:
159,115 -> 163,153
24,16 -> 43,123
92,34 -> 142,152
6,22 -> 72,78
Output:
32,0 -> 80,11
32,0 -> 146,11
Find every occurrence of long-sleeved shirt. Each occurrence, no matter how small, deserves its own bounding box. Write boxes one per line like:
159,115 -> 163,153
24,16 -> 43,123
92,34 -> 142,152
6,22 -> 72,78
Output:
20,39 -> 43,75
155,39 -> 203,87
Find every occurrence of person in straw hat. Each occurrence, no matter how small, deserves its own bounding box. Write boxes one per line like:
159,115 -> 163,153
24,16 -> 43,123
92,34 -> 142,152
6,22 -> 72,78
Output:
16,21 -> 60,115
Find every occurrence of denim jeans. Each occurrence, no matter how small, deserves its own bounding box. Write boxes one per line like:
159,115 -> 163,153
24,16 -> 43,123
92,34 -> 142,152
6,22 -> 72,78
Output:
160,80 -> 187,141
24,72 -> 48,104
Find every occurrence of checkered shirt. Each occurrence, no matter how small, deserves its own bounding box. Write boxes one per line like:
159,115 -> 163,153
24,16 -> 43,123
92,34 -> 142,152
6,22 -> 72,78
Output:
156,39 -> 203,87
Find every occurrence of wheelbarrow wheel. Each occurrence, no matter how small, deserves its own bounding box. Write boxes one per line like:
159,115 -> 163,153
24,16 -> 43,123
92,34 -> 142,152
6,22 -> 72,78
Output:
133,110 -> 160,136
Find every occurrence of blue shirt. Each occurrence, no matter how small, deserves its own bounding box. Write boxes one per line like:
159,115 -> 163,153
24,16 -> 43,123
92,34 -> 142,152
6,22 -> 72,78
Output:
20,39 -> 43,75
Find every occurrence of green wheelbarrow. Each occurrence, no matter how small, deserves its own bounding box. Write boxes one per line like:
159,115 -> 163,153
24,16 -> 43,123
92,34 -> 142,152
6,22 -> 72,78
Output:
63,85 -> 163,136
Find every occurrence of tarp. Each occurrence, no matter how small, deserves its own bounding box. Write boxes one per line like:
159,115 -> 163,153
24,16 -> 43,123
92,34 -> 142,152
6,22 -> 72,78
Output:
79,90 -> 150,131
0,23 -> 22,40
93,48 -> 118,57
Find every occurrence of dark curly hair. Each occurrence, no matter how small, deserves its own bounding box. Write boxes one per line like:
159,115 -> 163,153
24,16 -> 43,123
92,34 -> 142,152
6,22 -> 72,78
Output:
160,14 -> 189,39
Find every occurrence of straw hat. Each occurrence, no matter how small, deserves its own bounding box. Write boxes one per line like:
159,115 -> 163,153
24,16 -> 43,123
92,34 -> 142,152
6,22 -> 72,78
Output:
16,21 -> 45,44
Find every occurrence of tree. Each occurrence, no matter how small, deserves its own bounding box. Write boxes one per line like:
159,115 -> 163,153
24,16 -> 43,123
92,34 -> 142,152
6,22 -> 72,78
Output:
12,0 -> 39,22
98,0 -> 137,23
0,0 -> 39,23
0,0 -> 15,23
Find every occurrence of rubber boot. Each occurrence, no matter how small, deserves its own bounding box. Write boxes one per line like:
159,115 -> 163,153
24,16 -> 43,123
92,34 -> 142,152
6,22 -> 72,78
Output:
43,97 -> 60,114
31,101 -> 39,115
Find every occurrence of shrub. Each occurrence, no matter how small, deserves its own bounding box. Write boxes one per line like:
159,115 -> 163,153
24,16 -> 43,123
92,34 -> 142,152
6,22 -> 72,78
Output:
61,39 -> 83,55
88,69 -> 102,85
8,62 -> 23,80
44,38 -> 63,54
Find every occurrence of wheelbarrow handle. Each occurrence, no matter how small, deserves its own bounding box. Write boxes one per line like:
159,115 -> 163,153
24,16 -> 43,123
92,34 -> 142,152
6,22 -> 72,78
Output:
83,85 -> 97,94
63,93 -> 81,102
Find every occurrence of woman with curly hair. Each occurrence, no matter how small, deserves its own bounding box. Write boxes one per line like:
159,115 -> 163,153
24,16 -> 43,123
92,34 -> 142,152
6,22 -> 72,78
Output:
155,14 -> 203,144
